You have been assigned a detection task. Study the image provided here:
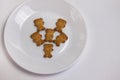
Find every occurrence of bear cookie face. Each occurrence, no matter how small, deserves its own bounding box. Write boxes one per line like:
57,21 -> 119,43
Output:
34,18 -> 45,32
43,44 -> 53,58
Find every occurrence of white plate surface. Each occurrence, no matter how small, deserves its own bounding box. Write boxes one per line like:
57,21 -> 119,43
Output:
4,0 -> 86,74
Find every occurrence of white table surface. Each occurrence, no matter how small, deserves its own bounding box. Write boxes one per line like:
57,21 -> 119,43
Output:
0,0 -> 120,80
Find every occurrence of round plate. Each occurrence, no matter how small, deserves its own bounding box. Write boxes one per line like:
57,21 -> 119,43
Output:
4,0 -> 86,74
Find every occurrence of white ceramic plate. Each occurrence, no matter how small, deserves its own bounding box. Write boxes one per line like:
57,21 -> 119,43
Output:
4,0 -> 86,74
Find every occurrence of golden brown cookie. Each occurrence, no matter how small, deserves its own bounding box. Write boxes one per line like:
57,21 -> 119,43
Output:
34,18 -> 45,32
43,44 -> 53,58
53,32 -> 68,46
30,32 -> 44,46
45,29 -> 55,42
54,18 -> 67,32
30,18 -> 68,58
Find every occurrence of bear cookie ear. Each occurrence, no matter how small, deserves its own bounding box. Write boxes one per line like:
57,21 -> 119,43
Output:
54,18 -> 67,33
34,18 -> 45,32
30,18 -> 68,58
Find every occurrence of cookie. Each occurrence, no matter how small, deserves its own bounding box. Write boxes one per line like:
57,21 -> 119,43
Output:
34,18 -> 45,32
54,18 -> 67,32
45,29 -> 55,42
43,44 -> 53,58
31,18 -> 68,58
30,32 -> 44,46
53,32 -> 68,46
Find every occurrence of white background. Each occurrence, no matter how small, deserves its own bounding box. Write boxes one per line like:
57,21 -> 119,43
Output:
0,0 -> 120,80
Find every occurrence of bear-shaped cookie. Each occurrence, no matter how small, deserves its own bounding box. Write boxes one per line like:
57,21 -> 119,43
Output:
30,32 -> 44,46
54,32 -> 68,46
54,18 -> 67,32
45,29 -> 55,42
43,44 -> 53,58
34,18 -> 45,32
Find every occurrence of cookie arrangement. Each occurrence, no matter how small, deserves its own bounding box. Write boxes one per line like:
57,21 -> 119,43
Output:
30,18 -> 68,58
